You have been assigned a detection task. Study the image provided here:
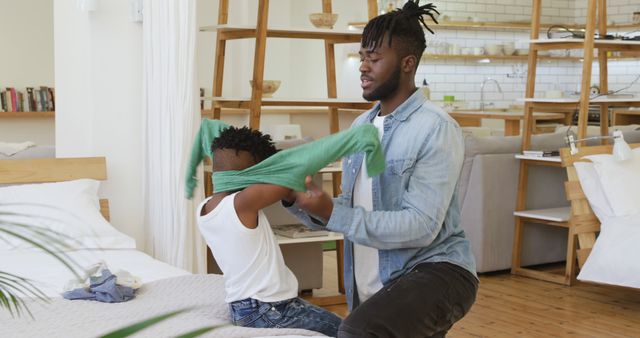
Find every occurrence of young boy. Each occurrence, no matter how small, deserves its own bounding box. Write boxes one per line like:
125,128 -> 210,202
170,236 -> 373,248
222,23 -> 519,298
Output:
197,126 -> 341,337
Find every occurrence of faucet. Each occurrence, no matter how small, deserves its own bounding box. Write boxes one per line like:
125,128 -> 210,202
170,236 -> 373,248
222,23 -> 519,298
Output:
480,78 -> 503,111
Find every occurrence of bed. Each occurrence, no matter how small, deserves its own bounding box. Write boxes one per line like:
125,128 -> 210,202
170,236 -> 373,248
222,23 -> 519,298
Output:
0,157 -> 325,337
561,143 -> 640,288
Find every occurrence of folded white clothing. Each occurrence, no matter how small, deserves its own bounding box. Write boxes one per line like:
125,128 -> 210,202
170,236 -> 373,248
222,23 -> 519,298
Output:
0,141 -> 35,156
64,261 -> 142,292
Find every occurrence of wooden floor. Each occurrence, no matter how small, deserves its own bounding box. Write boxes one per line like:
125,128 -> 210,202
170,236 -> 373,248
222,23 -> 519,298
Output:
314,252 -> 640,337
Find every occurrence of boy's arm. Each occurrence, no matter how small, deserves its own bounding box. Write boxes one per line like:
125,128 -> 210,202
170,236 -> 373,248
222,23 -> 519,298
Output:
234,184 -> 294,229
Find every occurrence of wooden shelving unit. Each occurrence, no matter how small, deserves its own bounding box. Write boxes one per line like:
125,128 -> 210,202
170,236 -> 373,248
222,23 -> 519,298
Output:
201,0 -> 380,300
203,0 -> 377,130
512,0 -> 640,286
0,111 -> 54,118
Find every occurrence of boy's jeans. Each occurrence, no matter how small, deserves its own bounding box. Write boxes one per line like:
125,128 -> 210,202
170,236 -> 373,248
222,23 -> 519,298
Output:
229,297 -> 341,337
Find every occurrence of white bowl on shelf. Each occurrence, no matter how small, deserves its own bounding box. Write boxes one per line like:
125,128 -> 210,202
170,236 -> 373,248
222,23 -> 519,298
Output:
249,80 -> 281,97
309,13 -> 338,29
485,44 -> 503,56
503,43 -> 516,56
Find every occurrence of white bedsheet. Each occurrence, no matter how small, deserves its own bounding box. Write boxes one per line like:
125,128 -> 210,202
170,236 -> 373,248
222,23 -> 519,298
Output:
0,248 -> 190,297
1,274 -> 324,338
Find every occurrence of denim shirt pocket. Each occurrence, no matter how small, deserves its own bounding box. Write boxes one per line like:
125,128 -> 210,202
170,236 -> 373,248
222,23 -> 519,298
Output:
384,157 -> 416,208
388,157 -> 417,176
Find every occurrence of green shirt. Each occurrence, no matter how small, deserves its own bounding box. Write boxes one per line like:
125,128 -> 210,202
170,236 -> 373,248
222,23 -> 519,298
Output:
185,119 -> 385,197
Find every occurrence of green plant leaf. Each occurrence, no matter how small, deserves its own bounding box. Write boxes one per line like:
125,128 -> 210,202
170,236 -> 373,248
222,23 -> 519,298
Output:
175,325 -> 221,338
99,308 -> 191,338
0,226 -> 80,279
0,206 -> 83,318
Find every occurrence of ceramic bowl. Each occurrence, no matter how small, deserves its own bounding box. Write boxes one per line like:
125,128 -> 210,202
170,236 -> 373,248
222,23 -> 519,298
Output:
309,13 -> 339,29
503,43 -> 516,56
249,80 -> 281,97
485,43 -> 503,56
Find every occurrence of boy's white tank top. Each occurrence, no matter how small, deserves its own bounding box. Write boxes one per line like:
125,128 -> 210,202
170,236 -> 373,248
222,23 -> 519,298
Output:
197,192 -> 298,303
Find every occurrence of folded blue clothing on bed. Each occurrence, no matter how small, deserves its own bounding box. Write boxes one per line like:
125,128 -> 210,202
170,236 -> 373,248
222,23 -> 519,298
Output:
63,269 -> 135,303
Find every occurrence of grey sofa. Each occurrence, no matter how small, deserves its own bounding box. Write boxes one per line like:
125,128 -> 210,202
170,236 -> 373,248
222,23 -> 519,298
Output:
458,129 -> 640,273
459,132 -> 572,273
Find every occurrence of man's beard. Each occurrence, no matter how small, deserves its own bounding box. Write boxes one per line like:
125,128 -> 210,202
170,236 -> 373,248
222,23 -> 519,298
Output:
363,65 -> 401,102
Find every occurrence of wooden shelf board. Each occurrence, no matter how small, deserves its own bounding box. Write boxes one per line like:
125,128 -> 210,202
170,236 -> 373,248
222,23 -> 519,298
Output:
528,38 -> 640,51
511,267 -> 570,285
348,53 -> 636,63
200,24 -> 361,43
514,206 -> 571,223
201,97 -> 373,109
523,96 -> 640,104
348,53 -> 582,62
276,231 -> 344,245
515,154 -> 563,163
348,20 -> 640,31
421,54 -> 580,62
201,107 -> 365,116
449,111 -> 565,121
0,111 -> 54,118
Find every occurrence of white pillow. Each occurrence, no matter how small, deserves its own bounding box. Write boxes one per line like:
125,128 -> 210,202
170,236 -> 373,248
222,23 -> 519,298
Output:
0,179 -> 136,251
577,217 -> 640,288
584,148 -> 640,217
573,162 -> 615,223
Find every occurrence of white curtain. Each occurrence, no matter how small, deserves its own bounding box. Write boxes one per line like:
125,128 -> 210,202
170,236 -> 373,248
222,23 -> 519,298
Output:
142,0 -> 206,273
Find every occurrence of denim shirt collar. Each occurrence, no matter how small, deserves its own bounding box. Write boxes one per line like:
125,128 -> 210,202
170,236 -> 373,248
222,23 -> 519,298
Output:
365,89 -> 425,123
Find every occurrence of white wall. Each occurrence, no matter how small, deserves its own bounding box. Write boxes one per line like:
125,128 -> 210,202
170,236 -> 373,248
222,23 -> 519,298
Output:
0,0 -> 54,145
54,0 -> 146,250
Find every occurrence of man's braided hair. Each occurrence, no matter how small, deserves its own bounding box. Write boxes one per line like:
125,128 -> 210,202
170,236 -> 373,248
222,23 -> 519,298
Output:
361,0 -> 439,61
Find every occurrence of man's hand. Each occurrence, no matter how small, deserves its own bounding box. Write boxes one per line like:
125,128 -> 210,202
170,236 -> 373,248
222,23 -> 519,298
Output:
294,176 -> 334,221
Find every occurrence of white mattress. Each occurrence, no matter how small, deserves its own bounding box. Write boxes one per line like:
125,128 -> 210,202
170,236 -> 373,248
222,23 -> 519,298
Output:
0,248 -> 189,297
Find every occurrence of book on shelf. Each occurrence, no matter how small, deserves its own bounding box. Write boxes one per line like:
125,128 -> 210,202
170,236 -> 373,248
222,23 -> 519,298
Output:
0,86 -> 55,112
272,223 -> 330,238
522,150 -> 560,157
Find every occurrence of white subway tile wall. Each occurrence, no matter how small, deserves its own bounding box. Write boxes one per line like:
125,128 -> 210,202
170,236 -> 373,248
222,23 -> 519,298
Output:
432,0 -> 574,24
415,1 -> 640,110
574,0 -> 639,25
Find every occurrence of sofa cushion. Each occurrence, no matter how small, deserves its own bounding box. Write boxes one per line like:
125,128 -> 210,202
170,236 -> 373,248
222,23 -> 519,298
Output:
458,132 -> 568,205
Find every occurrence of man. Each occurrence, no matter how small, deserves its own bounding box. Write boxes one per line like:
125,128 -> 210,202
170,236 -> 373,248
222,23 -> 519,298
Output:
284,1 -> 478,337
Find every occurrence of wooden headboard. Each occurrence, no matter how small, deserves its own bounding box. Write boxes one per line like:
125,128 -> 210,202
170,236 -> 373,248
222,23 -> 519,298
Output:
560,144 -> 640,268
0,157 -> 110,220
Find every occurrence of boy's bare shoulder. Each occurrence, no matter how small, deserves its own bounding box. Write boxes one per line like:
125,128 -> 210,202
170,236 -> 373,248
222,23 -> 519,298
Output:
201,194 -> 227,216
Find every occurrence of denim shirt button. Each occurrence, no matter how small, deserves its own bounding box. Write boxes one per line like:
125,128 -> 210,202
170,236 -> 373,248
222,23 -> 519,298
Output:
352,169 -> 356,174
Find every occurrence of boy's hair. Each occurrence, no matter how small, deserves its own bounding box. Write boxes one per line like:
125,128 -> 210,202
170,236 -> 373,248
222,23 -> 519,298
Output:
361,0 -> 439,62
211,126 -> 278,163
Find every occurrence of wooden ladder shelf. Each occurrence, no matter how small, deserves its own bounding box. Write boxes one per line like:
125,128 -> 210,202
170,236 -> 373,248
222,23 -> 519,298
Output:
512,0 -> 640,286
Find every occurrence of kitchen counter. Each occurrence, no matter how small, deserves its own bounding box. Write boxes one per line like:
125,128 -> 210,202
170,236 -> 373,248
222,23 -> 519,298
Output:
449,111 -> 569,136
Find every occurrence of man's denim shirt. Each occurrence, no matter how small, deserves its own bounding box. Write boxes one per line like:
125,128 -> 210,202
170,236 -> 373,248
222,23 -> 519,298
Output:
286,90 -> 477,309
